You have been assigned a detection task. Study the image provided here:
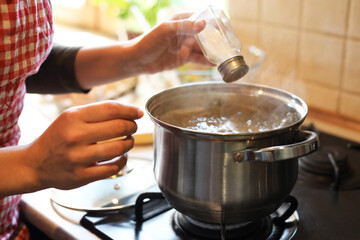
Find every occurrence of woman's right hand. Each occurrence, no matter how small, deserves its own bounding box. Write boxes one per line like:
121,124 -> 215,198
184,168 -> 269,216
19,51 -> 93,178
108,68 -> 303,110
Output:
28,100 -> 143,191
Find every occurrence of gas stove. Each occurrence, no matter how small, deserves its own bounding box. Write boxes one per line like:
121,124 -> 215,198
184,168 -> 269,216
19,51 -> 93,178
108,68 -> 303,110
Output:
73,125 -> 360,240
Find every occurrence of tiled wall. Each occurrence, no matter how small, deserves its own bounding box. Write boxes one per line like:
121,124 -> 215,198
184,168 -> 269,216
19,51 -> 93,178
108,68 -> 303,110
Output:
228,0 -> 360,122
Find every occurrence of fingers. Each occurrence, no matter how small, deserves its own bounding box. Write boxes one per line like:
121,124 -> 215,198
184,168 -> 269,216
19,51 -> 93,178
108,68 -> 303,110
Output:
76,100 -> 144,123
189,52 -> 215,66
162,19 -> 206,36
84,119 -> 138,144
54,101 -> 142,146
82,136 -> 135,164
81,155 -> 128,183
60,134 -> 134,168
183,37 -> 202,52
170,11 -> 194,20
193,19 -> 207,33
179,38 -> 214,67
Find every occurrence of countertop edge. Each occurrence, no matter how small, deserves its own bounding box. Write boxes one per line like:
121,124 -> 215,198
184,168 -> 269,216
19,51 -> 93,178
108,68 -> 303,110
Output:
20,189 -> 99,240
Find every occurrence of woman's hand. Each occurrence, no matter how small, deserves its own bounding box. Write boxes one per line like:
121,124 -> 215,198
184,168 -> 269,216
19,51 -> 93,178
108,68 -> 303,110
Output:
75,12 -> 213,90
133,12 -> 213,74
29,100 -> 143,190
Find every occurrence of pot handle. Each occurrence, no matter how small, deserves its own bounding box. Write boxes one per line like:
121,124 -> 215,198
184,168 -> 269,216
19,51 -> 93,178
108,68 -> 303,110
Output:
233,130 -> 319,162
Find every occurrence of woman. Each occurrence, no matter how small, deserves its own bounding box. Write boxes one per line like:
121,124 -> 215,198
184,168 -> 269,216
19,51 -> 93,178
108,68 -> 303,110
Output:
0,0 -> 208,239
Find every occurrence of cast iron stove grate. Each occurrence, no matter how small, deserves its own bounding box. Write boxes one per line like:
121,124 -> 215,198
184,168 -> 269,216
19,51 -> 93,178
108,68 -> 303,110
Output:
172,196 -> 298,240
298,124 -> 360,190
80,192 -> 171,240
80,193 -> 298,240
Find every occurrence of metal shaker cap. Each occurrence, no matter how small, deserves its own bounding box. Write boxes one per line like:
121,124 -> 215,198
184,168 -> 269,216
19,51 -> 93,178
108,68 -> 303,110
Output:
218,55 -> 249,83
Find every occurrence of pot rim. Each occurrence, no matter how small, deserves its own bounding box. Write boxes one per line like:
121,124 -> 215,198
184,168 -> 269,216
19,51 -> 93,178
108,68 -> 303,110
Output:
146,82 -> 308,140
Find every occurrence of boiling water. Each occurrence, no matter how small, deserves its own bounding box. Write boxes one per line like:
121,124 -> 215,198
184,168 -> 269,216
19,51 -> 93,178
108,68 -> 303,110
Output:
159,104 -> 301,134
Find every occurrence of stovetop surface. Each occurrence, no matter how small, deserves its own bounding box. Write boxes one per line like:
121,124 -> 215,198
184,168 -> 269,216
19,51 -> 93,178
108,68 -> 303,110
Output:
292,129 -> 360,240
291,183 -> 360,240
79,130 -> 360,240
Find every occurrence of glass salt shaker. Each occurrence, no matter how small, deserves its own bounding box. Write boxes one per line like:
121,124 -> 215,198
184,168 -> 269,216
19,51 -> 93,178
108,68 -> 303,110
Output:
190,5 -> 249,83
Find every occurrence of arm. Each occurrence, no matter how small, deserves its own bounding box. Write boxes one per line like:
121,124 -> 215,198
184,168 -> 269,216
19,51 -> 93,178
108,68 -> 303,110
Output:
26,13 -> 208,94
0,101 -> 143,198
3,14 -> 207,197
75,15 -> 209,89
25,44 -> 87,94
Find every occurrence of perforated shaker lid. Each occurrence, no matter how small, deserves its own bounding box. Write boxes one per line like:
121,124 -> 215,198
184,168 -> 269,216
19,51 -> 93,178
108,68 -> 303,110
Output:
218,55 -> 249,83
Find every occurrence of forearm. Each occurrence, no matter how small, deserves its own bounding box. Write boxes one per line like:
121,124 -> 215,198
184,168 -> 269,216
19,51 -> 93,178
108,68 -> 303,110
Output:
0,144 -> 40,198
75,40 -> 145,90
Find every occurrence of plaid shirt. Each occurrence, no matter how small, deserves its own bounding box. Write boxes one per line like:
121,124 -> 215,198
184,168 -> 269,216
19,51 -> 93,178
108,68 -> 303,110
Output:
0,0 -> 54,239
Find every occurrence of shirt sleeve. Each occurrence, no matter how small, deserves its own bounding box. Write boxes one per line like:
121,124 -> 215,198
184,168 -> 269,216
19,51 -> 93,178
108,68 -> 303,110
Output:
25,44 -> 91,94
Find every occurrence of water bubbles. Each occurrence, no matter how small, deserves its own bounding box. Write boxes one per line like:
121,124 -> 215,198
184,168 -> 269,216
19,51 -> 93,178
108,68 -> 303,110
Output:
160,105 -> 301,134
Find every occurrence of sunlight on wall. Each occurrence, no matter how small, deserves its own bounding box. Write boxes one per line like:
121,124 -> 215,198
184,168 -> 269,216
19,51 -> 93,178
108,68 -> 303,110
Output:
52,0 -> 86,8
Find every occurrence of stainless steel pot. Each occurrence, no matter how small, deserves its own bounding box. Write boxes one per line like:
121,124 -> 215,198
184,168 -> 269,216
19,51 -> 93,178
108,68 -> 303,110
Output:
146,82 -> 319,224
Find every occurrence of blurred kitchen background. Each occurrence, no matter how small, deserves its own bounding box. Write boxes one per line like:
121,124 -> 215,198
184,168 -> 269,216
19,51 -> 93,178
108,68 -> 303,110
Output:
19,0 -> 360,144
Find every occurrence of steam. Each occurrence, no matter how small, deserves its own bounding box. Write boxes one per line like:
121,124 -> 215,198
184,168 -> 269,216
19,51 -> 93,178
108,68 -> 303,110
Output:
244,65 -> 308,103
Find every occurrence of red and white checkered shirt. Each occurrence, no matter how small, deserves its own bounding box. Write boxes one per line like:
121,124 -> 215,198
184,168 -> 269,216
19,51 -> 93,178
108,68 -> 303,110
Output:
0,0 -> 54,239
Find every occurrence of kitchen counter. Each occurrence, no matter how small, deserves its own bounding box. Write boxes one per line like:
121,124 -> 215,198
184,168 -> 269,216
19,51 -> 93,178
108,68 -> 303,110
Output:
21,145 -> 154,240
21,189 -> 95,239
305,108 -> 360,143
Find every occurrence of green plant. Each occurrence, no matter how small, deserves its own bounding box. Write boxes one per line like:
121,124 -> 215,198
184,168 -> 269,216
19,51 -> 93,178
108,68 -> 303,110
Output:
92,0 -> 172,27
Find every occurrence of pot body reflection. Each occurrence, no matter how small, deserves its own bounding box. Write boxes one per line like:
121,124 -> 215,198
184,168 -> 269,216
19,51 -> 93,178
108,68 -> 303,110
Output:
153,126 -> 298,224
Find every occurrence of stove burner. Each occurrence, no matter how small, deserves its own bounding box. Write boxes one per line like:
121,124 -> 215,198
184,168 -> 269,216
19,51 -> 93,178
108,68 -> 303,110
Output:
298,145 -> 351,190
172,196 -> 298,240
172,212 -> 272,240
300,146 -> 348,175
